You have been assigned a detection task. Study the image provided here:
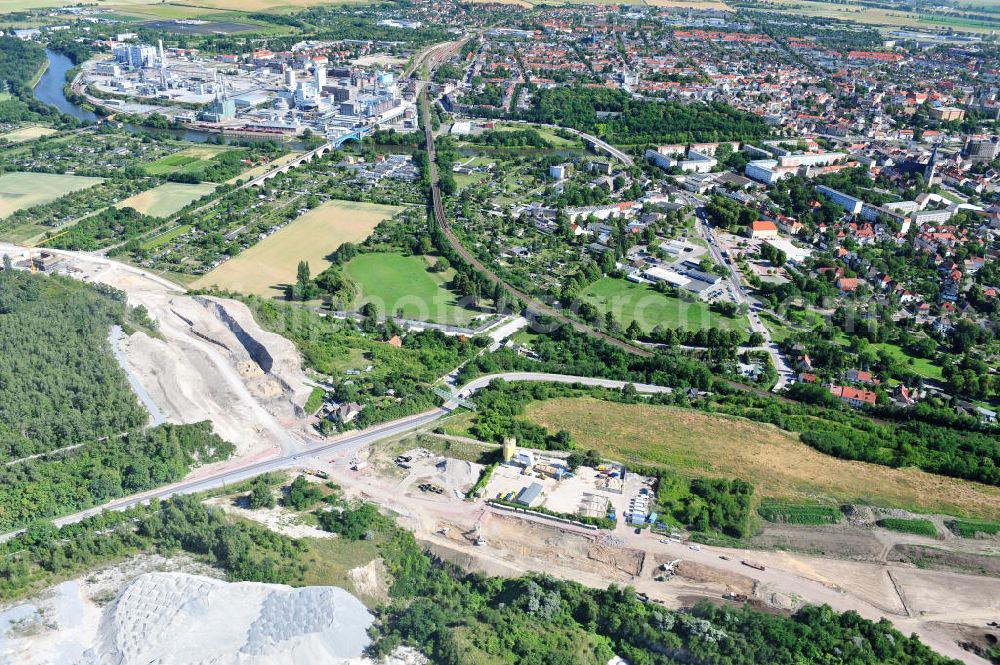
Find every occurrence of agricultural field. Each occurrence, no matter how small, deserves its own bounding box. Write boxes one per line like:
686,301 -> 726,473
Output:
469,0 -> 728,6
580,277 -> 748,333
522,397 -> 1000,519
142,145 -> 238,177
0,0 -> 158,11
0,125 -> 57,144
757,501 -> 843,525
0,172 -> 102,220
116,182 -> 217,218
946,519 -> 1000,538
876,518 -> 939,537
140,224 -> 191,250
192,199 -> 399,298
163,0 -> 370,10
748,0 -> 1000,33
344,252 -> 480,325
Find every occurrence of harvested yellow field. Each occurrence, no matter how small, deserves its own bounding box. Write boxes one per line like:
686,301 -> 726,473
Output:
643,0 -> 729,8
524,398 -> 1000,519
192,199 -> 401,297
171,0 -> 369,9
0,126 -> 57,143
117,182 -> 217,218
762,0 -> 999,34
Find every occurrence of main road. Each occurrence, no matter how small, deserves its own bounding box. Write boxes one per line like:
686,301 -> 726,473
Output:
0,371 -> 671,542
693,207 -> 794,390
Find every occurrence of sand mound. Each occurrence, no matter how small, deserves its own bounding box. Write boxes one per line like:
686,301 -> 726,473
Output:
87,573 -> 373,665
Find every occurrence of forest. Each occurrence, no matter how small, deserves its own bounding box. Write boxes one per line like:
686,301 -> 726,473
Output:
0,271 -> 233,531
521,87 -> 772,145
0,269 -> 148,460
0,421 -> 232,532
0,37 -> 74,126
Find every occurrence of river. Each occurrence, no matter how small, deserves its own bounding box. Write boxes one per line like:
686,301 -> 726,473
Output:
33,49 -> 98,122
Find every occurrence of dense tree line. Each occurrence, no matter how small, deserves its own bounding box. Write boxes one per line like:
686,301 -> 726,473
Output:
467,128 -> 551,148
0,37 -> 76,125
47,206 -> 160,251
653,473 -> 754,538
0,490 -> 303,599
703,194 -> 757,231
0,422 -> 232,531
0,270 -> 148,460
708,386 -> 1000,487
521,87 -> 772,145
461,319 -> 715,391
374,540 -> 958,665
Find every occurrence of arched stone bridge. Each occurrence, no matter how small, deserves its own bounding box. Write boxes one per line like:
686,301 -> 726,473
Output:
247,127 -> 370,187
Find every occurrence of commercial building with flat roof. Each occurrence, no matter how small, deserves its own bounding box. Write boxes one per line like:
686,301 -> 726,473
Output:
815,185 -> 863,215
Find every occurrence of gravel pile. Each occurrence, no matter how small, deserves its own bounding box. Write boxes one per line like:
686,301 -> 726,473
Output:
86,573 -> 373,665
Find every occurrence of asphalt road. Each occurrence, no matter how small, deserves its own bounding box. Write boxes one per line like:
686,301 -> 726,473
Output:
456,372 -> 672,397
693,208 -> 794,390
0,371 -> 673,542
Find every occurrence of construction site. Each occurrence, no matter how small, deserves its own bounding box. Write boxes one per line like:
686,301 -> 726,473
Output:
1,243 -> 998,664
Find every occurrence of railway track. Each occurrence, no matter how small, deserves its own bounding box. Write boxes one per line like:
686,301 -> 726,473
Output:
419,89 -> 653,359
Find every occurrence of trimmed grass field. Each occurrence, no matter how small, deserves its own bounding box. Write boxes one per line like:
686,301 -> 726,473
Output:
0,126 -> 57,144
116,182 -> 217,218
344,252 -> 479,325
580,277 -> 748,333
872,341 -> 943,380
491,122 -> 581,148
0,172 -> 103,220
522,397 -> 1000,519
192,199 -> 400,297
142,145 -> 237,176
141,224 -> 191,250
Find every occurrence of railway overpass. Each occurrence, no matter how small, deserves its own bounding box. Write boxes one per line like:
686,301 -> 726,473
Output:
246,127 -> 369,187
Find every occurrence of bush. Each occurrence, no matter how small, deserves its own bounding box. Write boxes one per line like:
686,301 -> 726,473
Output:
284,475 -> 323,510
317,502 -> 384,539
248,477 -> 275,509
